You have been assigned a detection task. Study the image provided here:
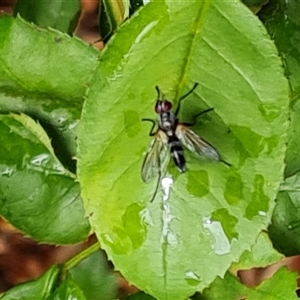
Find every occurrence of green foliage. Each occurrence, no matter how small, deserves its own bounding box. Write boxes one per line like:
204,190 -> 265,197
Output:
14,0 -> 81,34
259,0 -> 300,256
0,0 -> 299,299
231,232 -> 284,270
196,267 -> 298,300
78,0 -> 288,299
0,113 -> 90,243
48,277 -> 87,300
0,15 -> 99,168
70,250 -> 117,300
0,266 -> 60,300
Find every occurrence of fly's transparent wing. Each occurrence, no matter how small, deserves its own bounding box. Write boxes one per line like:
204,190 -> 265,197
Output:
175,124 -> 220,161
141,130 -> 169,182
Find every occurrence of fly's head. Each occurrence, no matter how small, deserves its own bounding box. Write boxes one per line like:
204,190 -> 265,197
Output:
154,86 -> 172,114
155,99 -> 172,114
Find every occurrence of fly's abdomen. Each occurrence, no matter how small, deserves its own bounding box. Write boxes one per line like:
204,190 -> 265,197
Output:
169,135 -> 186,172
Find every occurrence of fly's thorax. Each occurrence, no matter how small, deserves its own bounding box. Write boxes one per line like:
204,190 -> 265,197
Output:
158,111 -> 177,135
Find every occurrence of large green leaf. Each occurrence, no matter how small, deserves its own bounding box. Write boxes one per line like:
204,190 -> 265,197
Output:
0,114 -> 90,244
78,0 -> 289,299
13,0 -> 81,34
196,267 -> 298,300
0,15 -> 99,169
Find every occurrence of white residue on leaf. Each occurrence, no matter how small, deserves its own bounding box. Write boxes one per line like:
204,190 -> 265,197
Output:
203,217 -> 231,255
107,70 -> 123,83
103,233 -> 114,244
185,271 -> 200,281
258,210 -> 267,217
161,176 -> 173,201
0,167 -> 15,177
30,153 -> 50,166
57,117 -> 66,125
28,154 -> 66,175
52,163 -> 66,175
160,176 -> 178,246
68,120 -> 79,130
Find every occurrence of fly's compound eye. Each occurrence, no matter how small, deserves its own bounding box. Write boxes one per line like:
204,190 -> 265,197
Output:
155,100 -> 172,113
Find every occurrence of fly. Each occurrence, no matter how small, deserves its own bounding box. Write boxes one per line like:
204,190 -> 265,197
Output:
142,83 -> 226,202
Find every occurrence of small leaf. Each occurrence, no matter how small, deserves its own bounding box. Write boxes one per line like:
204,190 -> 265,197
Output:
99,0 -> 129,41
197,267 -> 298,300
70,250 -> 117,300
231,232 -> 284,270
0,15 -> 98,101
0,265 -> 60,300
0,114 -> 90,244
48,277 -> 87,300
269,177 -> 300,256
13,0 -> 81,34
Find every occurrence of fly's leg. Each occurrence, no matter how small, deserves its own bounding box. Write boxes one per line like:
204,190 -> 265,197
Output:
182,107 -> 214,127
150,170 -> 162,202
175,82 -> 199,116
142,118 -> 157,136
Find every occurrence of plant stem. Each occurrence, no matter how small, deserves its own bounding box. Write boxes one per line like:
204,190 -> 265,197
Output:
63,241 -> 100,272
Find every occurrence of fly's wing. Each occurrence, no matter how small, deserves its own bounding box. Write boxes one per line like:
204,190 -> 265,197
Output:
141,130 -> 169,182
175,124 -> 220,161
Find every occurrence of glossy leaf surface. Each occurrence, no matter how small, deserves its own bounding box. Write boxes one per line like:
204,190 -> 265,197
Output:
0,114 -> 90,244
78,0 -> 289,298
0,15 -> 99,168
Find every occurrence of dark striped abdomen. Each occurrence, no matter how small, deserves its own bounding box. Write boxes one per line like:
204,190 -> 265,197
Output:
168,135 -> 186,172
